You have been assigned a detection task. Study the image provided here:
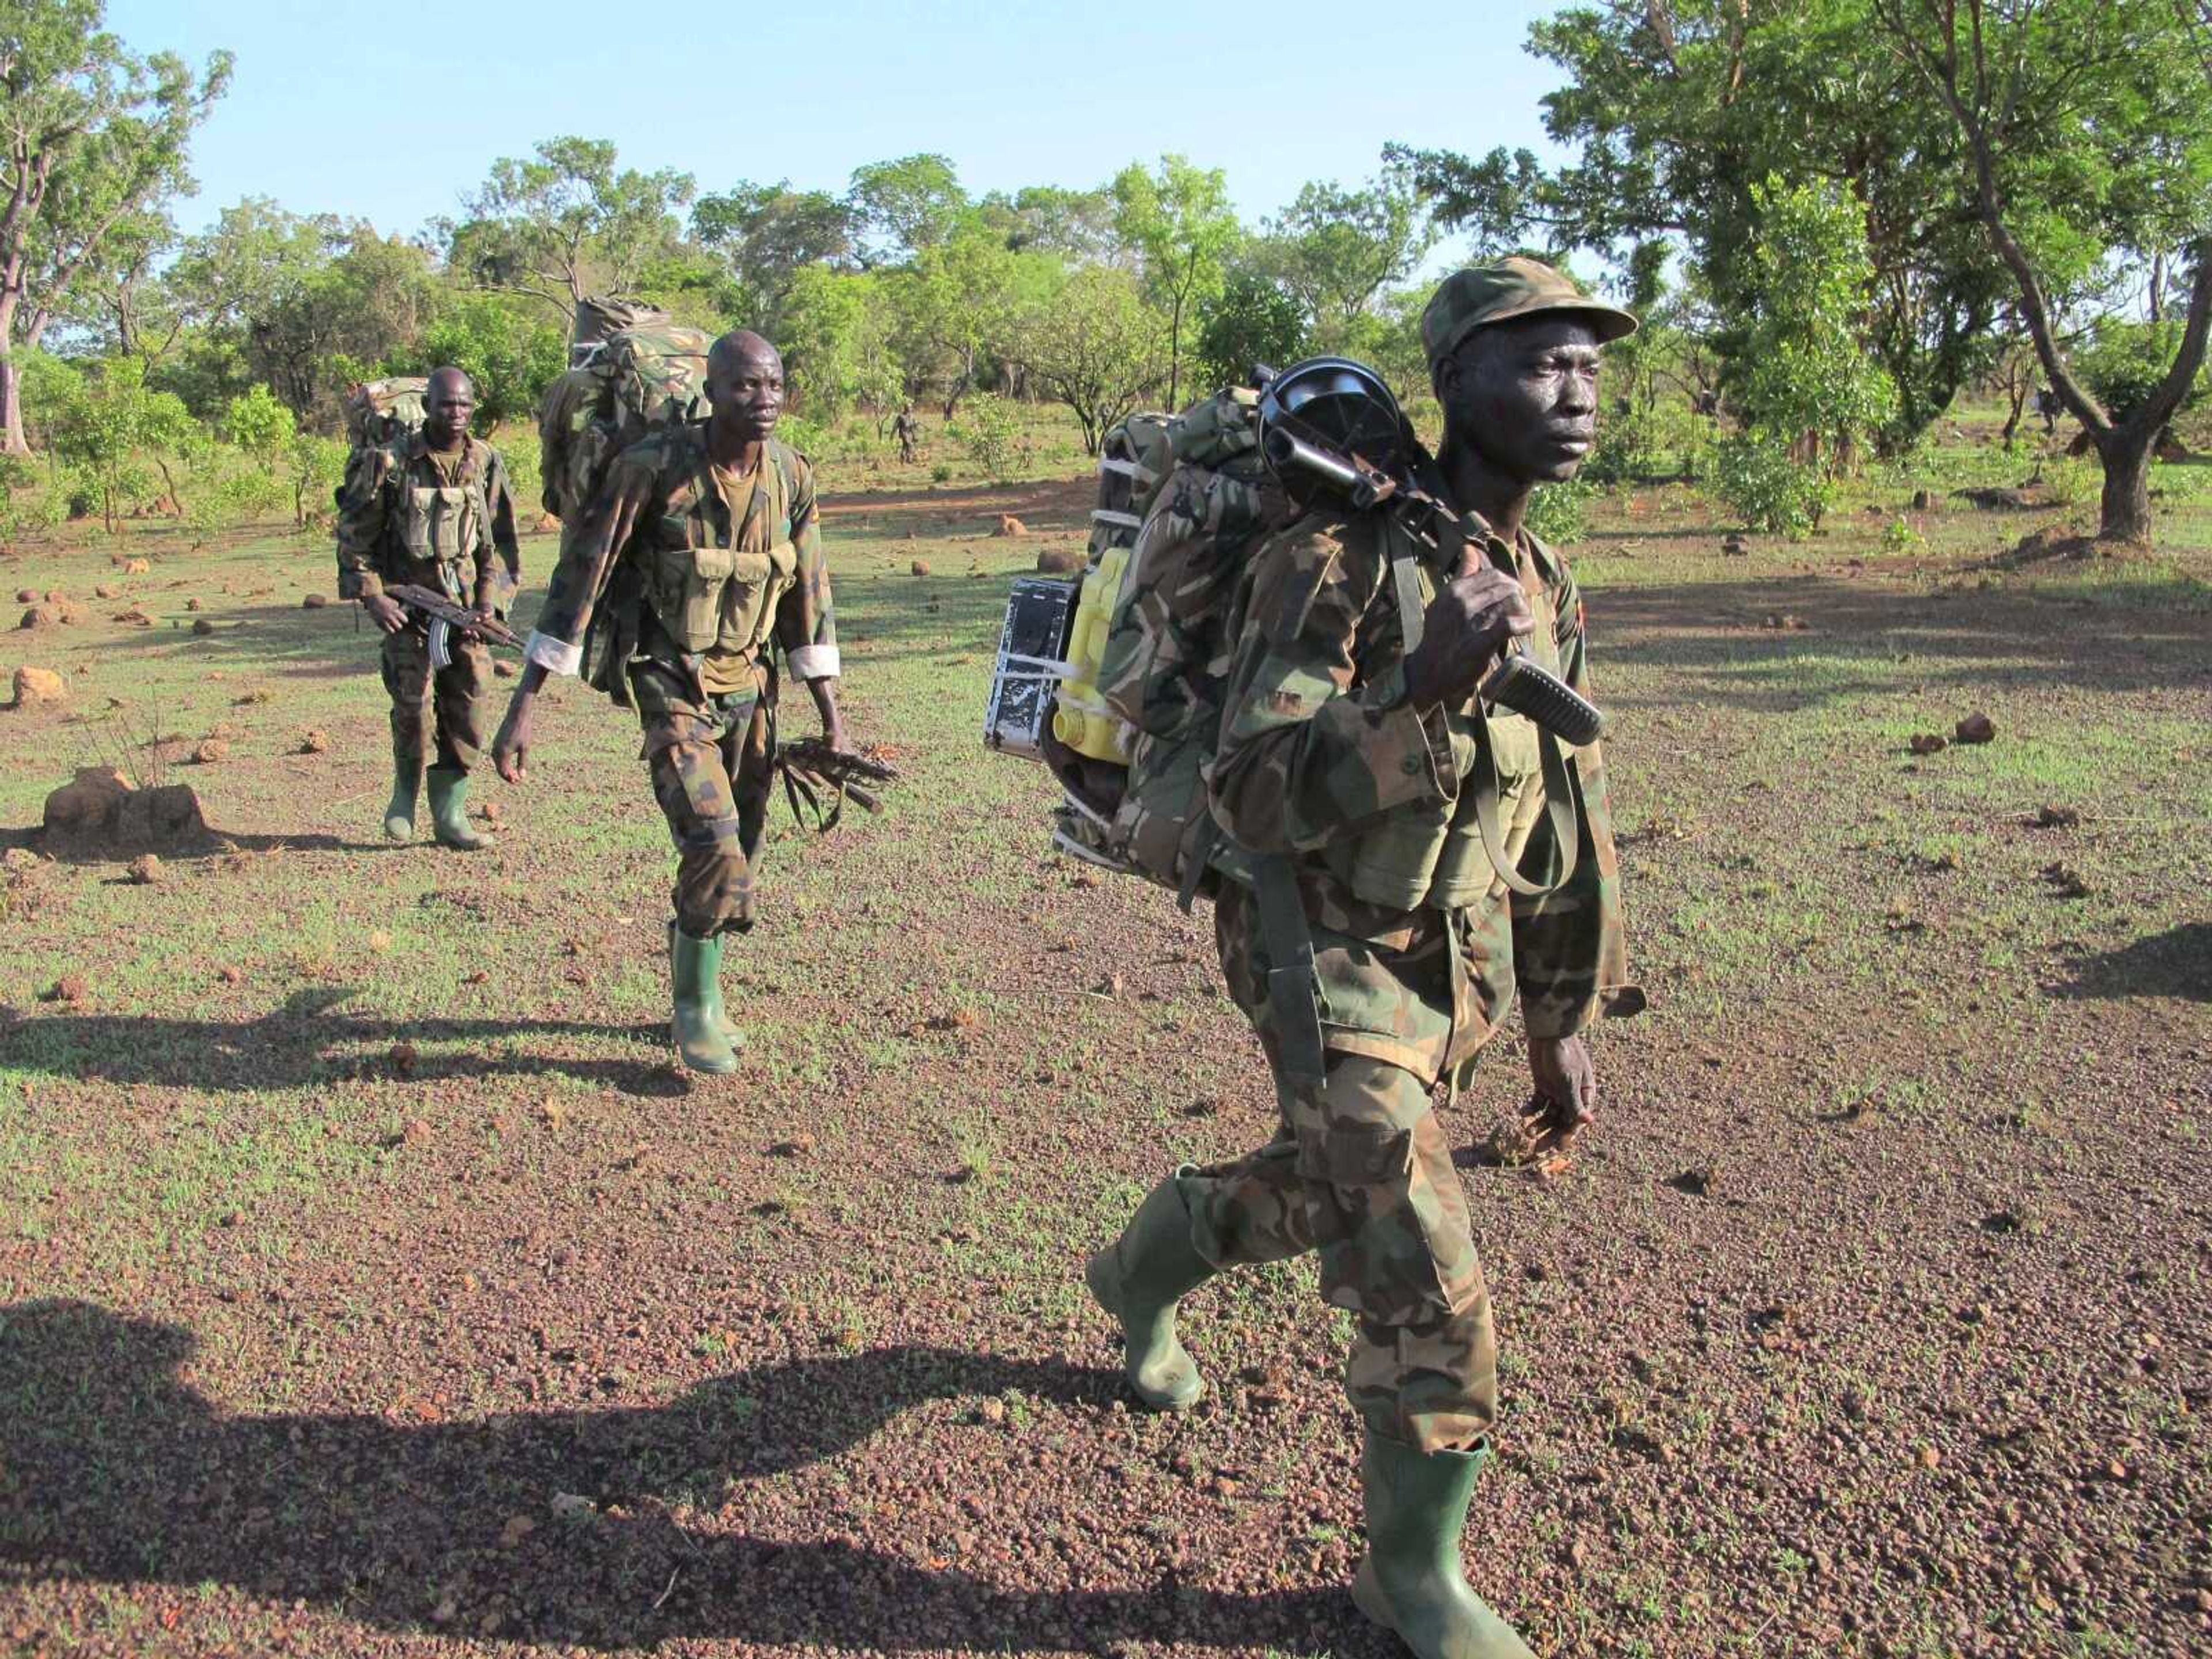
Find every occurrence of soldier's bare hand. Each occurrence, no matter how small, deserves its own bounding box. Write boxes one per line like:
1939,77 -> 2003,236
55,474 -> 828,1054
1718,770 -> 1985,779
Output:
492,702 -> 532,783
362,594 -> 407,635
1525,1035 -> 1596,1151
1402,565 -> 1533,710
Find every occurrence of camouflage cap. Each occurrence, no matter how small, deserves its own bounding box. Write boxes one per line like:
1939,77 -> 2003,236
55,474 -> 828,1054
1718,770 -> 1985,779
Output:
1421,257 -> 1639,367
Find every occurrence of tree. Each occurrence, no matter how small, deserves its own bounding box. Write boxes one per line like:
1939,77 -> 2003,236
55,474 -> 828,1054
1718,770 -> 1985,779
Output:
846,154 -> 967,266
1012,264 -> 1167,454
44,354 -> 192,531
1259,162 -> 1435,348
247,230 -> 440,422
414,291 -> 566,428
0,1 -> 232,452
980,185 -> 1122,261
1870,0 -> 2212,541
1196,268 -> 1306,391
1112,155 -> 1237,410
886,222 -> 1028,417
1388,3 -> 2014,450
1713,177 -> 1899,535
776,264 -> 873,415
691,180 -> 853,334
445,137 -> 693,325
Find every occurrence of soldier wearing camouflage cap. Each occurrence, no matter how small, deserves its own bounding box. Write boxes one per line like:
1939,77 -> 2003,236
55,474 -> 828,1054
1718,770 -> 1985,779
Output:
1085,258 -> 1634,1659
489,331 -> 846,1075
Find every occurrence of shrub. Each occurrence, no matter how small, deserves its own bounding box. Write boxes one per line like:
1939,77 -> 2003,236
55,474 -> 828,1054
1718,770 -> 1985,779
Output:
1715,435 -> 1829,539
950,393 -> 1019,482
1526,477 -> 1596,546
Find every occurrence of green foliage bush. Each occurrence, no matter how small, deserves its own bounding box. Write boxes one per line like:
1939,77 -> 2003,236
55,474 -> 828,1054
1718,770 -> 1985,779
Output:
1526,477 -> 1594,546
2072,319 -> 2208,428
1715,434 -> 1828,539
223,384 -> 296,460
949,393 -> 1019,483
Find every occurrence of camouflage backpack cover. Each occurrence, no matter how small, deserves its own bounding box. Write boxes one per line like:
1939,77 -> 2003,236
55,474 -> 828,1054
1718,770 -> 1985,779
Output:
342,377 -> 429,451
570,296 -> 669,363
1049,386 -> 1285,906
536,315 -> 712,520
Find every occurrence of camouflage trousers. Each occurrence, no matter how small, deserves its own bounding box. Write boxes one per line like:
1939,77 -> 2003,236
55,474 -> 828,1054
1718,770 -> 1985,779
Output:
630,657 -> 775,939
380,624 -> 490,776
1179,880 -> 1498,1455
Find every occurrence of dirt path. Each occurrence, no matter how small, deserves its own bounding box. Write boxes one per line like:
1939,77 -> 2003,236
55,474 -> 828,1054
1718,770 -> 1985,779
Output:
1,482 -> 2207,1657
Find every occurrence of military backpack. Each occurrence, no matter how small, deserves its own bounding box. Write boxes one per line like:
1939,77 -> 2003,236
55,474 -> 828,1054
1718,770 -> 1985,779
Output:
1044,387 -> 1287,906
341,377 -> 429,452
536,316 -> 712,521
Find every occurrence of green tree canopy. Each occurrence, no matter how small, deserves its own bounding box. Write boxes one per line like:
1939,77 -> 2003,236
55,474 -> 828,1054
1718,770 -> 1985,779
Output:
1869,0 -> 2212,541
1112,154 -> 1237,410
1011,263 -> 1166,454
0,0 -> 231,451
445,136 -> 694,324
691,180 -> 854,335
847,154 -> 967,266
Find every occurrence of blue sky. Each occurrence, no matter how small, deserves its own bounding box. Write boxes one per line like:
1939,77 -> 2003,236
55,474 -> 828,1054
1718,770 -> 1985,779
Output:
107,0 -> 1573,249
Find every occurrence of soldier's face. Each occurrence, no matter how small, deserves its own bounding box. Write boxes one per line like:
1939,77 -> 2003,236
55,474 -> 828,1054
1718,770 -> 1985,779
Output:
424,377 -> 475,446
1442,317 -> 1603,485
711,350 -> 785,442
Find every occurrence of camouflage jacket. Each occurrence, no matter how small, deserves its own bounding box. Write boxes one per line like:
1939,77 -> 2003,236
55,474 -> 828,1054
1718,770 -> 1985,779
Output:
1209,496 -> 1627,1066
524,423 -> 838,705
335,433 -> 514,606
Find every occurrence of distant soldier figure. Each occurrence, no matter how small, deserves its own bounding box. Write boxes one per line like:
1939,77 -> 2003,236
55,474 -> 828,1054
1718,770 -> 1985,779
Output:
335,365 -> 516,850
2035,385 -> 2061,435
1084,260 -> 1635,1659
490,331 -> 846,1075
892,405 -> 920,465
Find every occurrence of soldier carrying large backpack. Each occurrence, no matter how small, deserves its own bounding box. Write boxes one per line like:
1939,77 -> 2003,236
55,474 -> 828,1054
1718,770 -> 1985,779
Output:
1020,260 -> 1638,1659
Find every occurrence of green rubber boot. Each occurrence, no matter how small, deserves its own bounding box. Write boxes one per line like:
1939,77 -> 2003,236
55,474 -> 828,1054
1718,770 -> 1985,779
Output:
668,922 -> 745,1048
669,926 -> 739,1075
382,749 -> 420,842
425,767 -> 490,851
1084,1173 -> 1213,1410
1351,1432 -> 1533,1659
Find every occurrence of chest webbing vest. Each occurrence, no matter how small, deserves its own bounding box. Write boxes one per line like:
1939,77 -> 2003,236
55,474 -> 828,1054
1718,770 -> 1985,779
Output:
1322,515 -> 1580,911
637,438 -> 801,657
391,440 -> 489,585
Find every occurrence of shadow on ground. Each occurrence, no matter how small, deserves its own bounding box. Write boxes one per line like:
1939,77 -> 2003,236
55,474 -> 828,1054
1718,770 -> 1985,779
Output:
1589,573 -> 2212,710
0,988 -> 689,1095
0,1300 -> 1354,1652
2054,922 -> 2211,1002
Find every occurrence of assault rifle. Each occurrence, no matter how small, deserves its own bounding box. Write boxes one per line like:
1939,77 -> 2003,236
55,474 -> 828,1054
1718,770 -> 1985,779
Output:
1259,418 -> 1606,748
387,582 -> 522,653
777,737 -> 899,831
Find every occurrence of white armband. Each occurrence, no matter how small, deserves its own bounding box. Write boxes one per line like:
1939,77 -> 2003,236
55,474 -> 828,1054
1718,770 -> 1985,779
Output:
787,644 -> 841,681
526,630 -> 583,676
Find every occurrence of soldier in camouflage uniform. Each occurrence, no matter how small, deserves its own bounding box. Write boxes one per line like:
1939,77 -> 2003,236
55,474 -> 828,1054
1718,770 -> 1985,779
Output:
1086,260 -> 1635,1659
336,366 -> 517,851
490,331 -> 844,1075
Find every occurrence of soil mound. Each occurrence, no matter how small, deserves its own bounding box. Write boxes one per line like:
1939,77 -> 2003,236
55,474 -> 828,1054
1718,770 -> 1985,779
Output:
40,766 -> 214,858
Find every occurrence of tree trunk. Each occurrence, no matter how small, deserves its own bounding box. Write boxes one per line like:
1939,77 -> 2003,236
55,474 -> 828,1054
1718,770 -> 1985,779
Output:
1167,293 -> 1183,414
0,351 -> 26,457
2094,426 -> 2154,544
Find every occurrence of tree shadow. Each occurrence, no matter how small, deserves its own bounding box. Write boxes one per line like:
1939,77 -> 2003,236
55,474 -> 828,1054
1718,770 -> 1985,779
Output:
0,1300 -> 1353,1652
1588,573 -> 2212,710
2051,922 -> 2211,1002
96,595 -> 549,687
0,987 -> 691,1096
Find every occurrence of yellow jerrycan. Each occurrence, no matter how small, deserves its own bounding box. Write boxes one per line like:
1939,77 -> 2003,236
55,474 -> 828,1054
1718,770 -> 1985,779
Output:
1052,541 -> 1135,762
